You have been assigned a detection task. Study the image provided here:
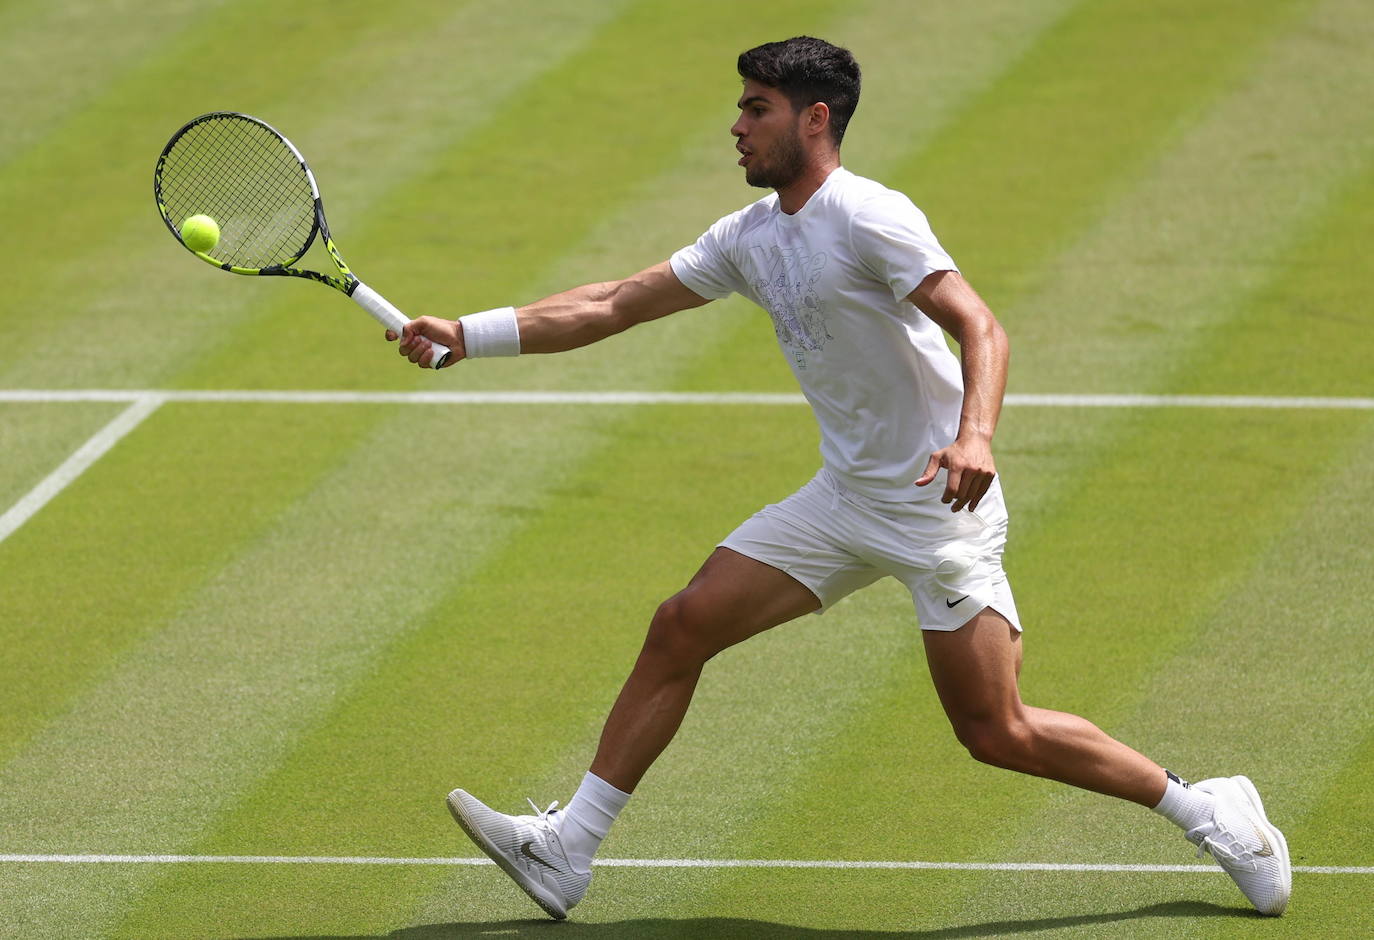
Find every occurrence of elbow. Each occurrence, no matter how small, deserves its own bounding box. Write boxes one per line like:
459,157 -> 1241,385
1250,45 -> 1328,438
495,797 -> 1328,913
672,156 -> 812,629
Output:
982,309 -> 1009,357
991,316 -> 1009,361
966,309 -> 1008,358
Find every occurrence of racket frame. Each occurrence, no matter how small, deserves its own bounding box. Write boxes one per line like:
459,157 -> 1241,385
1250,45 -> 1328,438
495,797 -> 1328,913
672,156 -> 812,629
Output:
154,111 -> 450,366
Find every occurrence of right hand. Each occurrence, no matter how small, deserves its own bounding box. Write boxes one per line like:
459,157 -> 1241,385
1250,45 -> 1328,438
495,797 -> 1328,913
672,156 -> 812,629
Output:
385,316 -> 465,369
914,434 -> 997,513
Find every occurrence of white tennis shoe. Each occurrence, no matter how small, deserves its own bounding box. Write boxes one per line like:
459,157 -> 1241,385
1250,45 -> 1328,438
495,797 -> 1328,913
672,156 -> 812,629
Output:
446,788 -> 591,920
1186,775 -> 1291,915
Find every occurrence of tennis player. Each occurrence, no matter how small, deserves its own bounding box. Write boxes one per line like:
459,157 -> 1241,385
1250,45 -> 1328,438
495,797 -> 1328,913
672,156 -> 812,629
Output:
391,36 -> 1290,920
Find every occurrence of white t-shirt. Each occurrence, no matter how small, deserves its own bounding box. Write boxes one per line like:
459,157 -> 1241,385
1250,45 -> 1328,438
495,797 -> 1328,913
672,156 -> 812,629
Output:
670,167 -> 964,502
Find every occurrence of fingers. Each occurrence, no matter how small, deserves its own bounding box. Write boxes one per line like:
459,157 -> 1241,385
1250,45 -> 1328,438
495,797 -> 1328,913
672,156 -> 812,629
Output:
965,472 -> 993,512
943,467 -> 962,507
950,469 -> 994,513
914,453 -> 942,487
948,469 -> 973,512
395,325 -> 436,368
398,319 -> 449,368
402,337 -> 435,367
389,316 -> 461,369
918,446 -> 995,512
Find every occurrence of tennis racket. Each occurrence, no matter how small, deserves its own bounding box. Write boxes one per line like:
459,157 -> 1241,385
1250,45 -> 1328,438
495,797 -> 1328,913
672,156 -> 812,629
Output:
154,111 -> 450,368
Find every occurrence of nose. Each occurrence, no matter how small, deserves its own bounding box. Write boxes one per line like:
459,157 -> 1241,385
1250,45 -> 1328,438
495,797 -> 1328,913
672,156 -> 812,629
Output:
730,115 -> 745,138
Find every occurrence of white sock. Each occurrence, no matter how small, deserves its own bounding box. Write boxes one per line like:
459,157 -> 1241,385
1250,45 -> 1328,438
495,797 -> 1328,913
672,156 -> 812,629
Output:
1152,771 -> 1216,833
556,772 -> 630,872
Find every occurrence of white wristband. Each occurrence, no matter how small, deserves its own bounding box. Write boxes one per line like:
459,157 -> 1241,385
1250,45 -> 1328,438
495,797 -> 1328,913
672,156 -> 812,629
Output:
458,306 -> 521,358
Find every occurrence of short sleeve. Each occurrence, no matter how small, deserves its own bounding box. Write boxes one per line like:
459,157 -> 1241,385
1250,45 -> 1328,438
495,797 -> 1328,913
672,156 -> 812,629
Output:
849,192 -> 958,302
670,212 -> 749,301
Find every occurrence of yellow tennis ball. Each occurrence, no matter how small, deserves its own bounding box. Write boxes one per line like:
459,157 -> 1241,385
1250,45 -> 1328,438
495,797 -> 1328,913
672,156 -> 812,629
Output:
180,214 -> 220,253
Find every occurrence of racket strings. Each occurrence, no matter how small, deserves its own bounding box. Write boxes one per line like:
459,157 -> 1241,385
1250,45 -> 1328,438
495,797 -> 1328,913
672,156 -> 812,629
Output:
158,115 -> 317,268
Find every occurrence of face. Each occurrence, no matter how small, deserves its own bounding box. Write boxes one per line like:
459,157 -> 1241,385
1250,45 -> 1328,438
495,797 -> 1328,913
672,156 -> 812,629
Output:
731,80 -> 807,190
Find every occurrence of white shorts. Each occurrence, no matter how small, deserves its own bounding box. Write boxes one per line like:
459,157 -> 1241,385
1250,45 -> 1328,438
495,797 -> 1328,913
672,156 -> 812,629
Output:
720,468 -> 1022,632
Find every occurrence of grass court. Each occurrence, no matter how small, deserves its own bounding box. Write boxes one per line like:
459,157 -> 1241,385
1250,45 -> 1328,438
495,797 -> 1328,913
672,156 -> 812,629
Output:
1,0 -> 1371,936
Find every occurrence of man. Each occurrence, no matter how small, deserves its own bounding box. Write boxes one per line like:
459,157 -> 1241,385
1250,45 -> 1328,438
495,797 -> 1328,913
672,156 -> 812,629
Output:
390,36 -> 1290,921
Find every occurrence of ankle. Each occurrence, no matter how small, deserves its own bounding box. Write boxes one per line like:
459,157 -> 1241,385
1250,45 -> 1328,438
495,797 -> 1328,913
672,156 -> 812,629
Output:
558,772 -> 631,871
1152,770 -> 1216,832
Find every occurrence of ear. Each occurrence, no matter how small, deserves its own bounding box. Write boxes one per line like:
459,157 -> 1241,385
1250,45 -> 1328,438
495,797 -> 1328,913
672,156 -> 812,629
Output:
802,101 -> 831,139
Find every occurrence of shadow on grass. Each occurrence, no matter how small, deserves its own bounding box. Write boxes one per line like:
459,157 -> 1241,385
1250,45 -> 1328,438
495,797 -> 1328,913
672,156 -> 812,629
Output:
246,899 -> 1245,939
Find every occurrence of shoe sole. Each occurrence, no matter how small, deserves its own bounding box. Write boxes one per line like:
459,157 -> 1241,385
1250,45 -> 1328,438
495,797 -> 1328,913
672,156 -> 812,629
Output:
1230,775 -> 1292,915
446,789 -> 568,920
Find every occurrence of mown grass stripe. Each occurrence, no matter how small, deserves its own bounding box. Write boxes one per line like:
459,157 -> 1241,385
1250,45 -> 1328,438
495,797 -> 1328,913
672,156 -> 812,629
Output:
676,0 -> 1363,920
99,1 -> 1081,932
0,406 -> 616,935
181,0 -> 830,393
1005,0 -> 1373,395
0,403 -> 134,515
984,415 -> 1374,940
1174,149 -> 1374,399
480,0 -> 1085,398
0,0 -> 629,390
8,1 -> 835,934
0,404 -> 397,772
659,0 -> 1357,863
107,0 -> 1352,934
1298,726 -> 1374,870
885,0 -> 1312,311
0,7 -> 645,934
0,0 -> 468,343
0,396 -> 162,545
0,0 -> 231,166
3,855 -> 1368,874
1129,417 -> 1374,811
5,0 -> 1363,934
4,389 -> 1374,408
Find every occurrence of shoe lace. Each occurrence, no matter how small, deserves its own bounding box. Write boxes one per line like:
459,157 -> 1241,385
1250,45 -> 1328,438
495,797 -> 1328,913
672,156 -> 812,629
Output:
525,798 -> 561,830
1189,821 -> 1258,872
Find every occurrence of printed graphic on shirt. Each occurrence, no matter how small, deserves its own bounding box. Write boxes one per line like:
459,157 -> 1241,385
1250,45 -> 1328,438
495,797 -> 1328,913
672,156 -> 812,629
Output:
748,244 -> 832,369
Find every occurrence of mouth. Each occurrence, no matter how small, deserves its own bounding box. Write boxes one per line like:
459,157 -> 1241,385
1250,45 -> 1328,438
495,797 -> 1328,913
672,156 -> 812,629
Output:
736,145 -> 752,167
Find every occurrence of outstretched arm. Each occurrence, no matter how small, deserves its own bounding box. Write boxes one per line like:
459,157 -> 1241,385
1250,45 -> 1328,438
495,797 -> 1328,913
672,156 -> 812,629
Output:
908,269 -> 1009,512
389,261 -> 709,367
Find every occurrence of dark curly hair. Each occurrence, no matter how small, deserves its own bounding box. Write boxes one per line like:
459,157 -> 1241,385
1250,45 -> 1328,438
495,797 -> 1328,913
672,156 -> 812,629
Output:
737,36 -> 861,145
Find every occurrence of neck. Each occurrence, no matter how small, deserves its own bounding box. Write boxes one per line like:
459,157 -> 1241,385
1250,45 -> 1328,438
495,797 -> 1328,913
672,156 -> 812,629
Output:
776,154 -> 841,214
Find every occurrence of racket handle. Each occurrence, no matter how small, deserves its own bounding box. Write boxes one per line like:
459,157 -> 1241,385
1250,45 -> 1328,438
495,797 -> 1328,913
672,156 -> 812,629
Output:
352,282 -> 452,369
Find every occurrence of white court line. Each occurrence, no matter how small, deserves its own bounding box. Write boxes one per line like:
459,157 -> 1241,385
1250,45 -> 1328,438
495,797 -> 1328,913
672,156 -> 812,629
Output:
2,388 -> 1369,543
0,389 -> 1371,408
0,395 -> 164,545
3,392 -> 1366,873
0,854 -> 1367,874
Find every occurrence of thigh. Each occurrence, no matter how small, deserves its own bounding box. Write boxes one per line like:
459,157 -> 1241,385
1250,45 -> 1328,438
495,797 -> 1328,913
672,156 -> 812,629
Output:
669,546 -> 824,654
922,607 -> 1024,722
720,471 -> 885,611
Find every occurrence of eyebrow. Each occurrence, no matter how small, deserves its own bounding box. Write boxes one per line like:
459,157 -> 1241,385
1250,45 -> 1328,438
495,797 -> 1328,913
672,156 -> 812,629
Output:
737,95 -> 770,110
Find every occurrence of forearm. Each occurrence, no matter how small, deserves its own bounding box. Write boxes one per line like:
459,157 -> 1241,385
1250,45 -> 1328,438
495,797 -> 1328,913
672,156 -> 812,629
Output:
394,261 -> 705,368
954,314 -> 1008,443
907,270 -> 1006,510
504,261 -> 705,355
513,280 -> 637,354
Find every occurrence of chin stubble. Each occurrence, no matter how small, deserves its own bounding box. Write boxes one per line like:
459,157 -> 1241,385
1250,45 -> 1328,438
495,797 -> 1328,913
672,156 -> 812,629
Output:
745,127 -> 806,190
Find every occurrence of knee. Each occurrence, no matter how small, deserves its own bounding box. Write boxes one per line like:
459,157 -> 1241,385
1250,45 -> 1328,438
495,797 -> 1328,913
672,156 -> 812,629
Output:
952,715 -> 1036,770
641,593 -> 719,668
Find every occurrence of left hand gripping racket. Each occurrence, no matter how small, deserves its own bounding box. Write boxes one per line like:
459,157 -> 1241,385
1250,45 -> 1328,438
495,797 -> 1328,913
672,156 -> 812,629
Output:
154,111 -> 450,367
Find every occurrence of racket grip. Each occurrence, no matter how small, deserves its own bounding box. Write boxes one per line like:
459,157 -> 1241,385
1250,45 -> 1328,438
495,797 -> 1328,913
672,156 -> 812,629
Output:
352,282 -> 452,369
